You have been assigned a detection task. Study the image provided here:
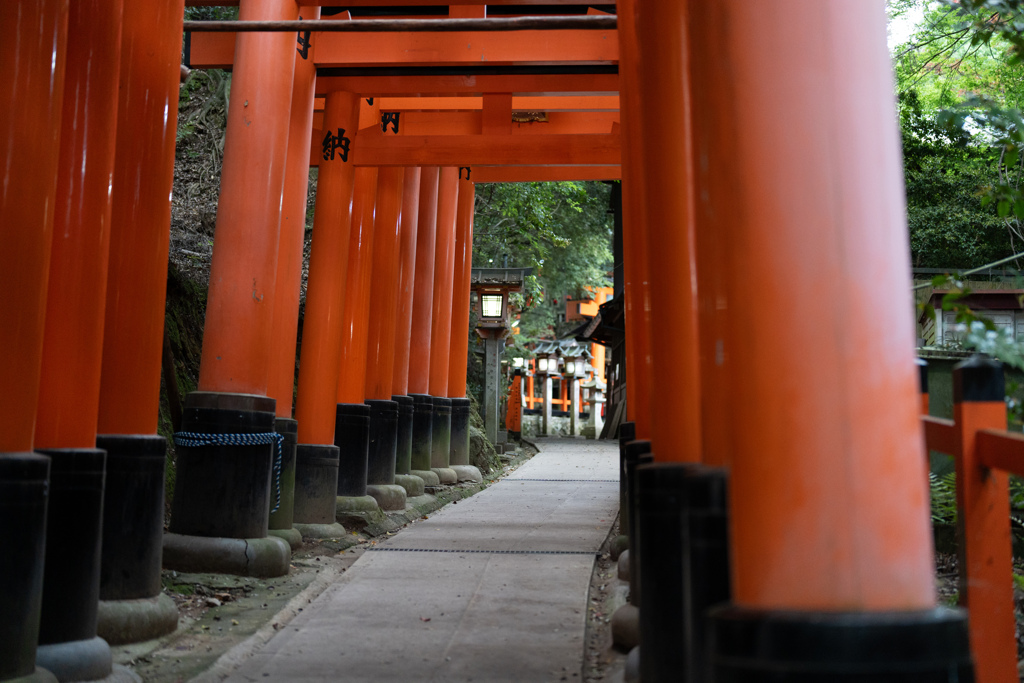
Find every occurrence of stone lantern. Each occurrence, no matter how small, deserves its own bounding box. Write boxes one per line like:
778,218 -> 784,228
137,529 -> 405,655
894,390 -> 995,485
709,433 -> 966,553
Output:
471,267 -> 531,447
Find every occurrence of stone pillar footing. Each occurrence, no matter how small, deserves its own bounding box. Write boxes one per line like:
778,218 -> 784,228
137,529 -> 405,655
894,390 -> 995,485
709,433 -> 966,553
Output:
366,484 -> 407,511
96,593 -> 178,646
611,603 -> 640,650
267,527 -> 303,550
161,533 -> 289,578
5,668 -> 59,683
450,465 -> 482,483
431,467 -> 458,485
624,647 -> 640,683
335,495 -> 380,515
708,606 -> 972,681
393,473 -> 426,497
409,469 -> 440,486
292,522 -> 346,539
35,636 -> 111,683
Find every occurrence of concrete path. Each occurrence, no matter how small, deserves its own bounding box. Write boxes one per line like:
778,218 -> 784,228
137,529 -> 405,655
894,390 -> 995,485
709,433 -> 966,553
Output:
220,438 -> 619,683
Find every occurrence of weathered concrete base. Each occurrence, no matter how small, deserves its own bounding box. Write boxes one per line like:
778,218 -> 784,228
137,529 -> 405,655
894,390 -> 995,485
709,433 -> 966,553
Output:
450,465 -> 483,483
431,467 -> 458,484
162,534 -> 290,578
618,549 -> 630,582
405,494 -> 437,510
96,593 -> 178,646
409,469 -> 439,486
366,484 -> 407,511
610,534 -> 629,561
267,527 -> 303,551
611,603 -> 640,650
335,495 -> 380,514
393,473 -> 425,497
292,522 -> 347,539
5,668 -> 59,683
624,646 -> 640,683
35,636 -> 112,683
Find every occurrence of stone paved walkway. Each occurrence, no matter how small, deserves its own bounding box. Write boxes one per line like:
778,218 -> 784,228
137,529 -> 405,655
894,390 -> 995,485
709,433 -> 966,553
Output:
219,437 -> 619,682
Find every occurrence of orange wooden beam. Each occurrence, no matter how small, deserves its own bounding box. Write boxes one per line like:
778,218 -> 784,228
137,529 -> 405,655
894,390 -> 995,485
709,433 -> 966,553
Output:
313,73 -> 618,98
347,132 -> 619,166
312,110 -> 618,137
187,28 -> 617,69
323,95 -> 618,112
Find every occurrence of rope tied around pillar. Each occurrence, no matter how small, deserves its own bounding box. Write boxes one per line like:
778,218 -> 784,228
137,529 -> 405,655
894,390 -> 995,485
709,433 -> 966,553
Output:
172,431 -> 284,513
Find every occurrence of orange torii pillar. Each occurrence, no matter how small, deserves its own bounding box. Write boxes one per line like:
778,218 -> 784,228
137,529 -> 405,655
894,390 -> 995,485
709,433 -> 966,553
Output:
292,90 -> 359,540
94,0 -> 185,648
0,1 -> 67,679
391,167 -> 423,488
617,0 -> 655,446
31,1 -> 124,677
428,168 -> 460,484
165,0 -> 298,579
613,6 -> 656,649
408,168 -> 441,486
628,2 -> 730,681
363,166 -> 412,510
334,166 -> 379,504
691,2 -> 970,680
447,175 -> 482,483
263,6 -> 321,553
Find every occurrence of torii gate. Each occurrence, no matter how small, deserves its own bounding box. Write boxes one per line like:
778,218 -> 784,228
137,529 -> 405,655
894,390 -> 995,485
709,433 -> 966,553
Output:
0,1 -> 993,682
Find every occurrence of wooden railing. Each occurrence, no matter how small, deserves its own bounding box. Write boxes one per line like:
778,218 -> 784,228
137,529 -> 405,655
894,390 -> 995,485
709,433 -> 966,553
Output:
920,358 -> 1018,683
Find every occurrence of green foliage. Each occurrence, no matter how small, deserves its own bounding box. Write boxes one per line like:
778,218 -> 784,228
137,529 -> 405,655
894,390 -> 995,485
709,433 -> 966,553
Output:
930,470 -> 958,524
893,1 -> 1024,266
472,181 -> 613,345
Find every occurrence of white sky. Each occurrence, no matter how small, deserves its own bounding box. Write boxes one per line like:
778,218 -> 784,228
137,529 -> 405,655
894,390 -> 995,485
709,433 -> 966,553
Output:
889,4 -> 926,50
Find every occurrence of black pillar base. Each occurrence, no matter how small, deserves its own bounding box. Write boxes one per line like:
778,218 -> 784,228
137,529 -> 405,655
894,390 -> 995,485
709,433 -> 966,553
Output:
393,395 -> 414,475
618,421 -> 637,535
636,461 -> 730,683
624,440 -> 653,607
95,434 -> 177,645
410,394 -> 433,474
0,452 -> 51,681
268,418 -> 298,541
366,399 -> 399,485
34,447 -> 111,680
708,605 -> 973,682
293,443 -> 341,525
169,392 -> 277,539
335,403 -> 370,497
430,396 -> 452,470
449,397 -> 471,467
97,435 -> 166,601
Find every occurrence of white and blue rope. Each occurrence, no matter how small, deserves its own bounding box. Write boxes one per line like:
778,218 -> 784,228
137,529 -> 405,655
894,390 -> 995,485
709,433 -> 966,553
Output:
172,431 -> 284,514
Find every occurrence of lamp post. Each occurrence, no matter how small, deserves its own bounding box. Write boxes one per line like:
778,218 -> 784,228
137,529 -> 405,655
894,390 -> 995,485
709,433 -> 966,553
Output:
471,268 -> 531,448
